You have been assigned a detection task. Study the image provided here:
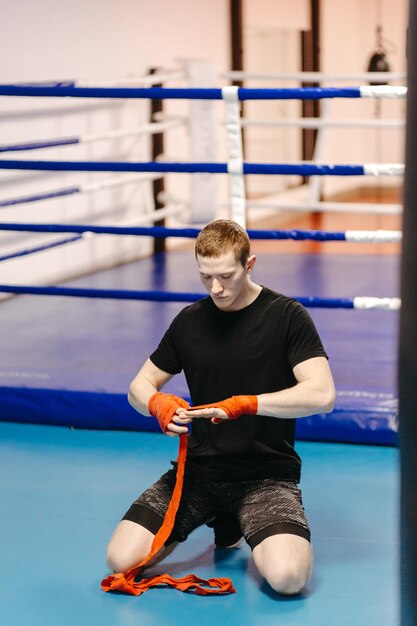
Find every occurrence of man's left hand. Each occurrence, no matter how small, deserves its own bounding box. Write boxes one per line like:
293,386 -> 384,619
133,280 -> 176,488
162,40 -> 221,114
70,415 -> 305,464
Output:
177,406 -> 229,424
178,395 -> 258,424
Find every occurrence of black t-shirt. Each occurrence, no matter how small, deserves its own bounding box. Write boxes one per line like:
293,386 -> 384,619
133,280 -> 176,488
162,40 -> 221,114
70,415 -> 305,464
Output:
150,286 -> 327,482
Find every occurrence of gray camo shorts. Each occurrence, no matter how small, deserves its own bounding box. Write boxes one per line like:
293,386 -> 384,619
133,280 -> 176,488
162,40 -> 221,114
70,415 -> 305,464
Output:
122,463 -> 310,550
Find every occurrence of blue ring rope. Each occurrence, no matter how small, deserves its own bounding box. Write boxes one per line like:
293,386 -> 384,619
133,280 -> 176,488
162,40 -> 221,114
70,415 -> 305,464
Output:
0,84 -> 362,100
0,223 -> 201,237
0,137 -> 79,154
239,87 -> 361,101
0,159 -> 366,176
0,235 -> 82,263
244,164 -> 364,176
0,284 -> 355,308
0,187 -> 80,208
247,229 -> 346,241
0,223 -> 348,241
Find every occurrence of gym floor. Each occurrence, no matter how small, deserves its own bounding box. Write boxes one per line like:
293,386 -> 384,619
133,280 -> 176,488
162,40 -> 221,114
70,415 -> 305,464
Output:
0,421 -> 398,626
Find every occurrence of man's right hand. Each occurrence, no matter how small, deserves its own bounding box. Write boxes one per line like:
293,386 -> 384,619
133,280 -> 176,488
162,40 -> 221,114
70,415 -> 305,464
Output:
148,392 -> 191,436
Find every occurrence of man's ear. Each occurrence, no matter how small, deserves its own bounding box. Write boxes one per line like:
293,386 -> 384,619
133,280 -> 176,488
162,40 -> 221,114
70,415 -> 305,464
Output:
246,255 -> 256,274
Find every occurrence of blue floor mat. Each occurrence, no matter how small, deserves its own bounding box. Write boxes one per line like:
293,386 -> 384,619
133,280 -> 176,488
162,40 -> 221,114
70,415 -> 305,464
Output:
0,422 -> 399,626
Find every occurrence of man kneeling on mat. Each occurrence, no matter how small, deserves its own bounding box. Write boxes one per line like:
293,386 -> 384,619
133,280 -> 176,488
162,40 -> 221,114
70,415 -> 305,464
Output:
106,219 -> 335,596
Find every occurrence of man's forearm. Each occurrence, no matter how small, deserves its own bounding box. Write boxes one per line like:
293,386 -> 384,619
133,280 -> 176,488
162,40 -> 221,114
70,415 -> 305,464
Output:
128,377 -> 157,416
257,380 -> 335,419
183,380 -> 335,425
128,358 -> 174,416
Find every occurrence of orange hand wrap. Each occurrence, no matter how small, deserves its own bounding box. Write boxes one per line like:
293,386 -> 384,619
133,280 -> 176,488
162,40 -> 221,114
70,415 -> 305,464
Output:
100,392 -> 245,598
148,391 -> 189,433
191,395 -> 258,424
101,431 -> 236,597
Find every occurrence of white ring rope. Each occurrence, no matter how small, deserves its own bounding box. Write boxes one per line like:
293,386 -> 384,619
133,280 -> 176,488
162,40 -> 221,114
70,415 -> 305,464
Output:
353,297 -> 401,311
240,118 -> 405,129
359,85 -> 408,99
159,192 -> 402,216
67,70 -> 185,88
153,113 -> 404,131
224,71 -> 406,83
0,120 -> 185,156
80,172 -> 162,193
80,119 -> 184,143
364,164 -> 405,177
345,230 -> 402,243
246,200 -> 402,216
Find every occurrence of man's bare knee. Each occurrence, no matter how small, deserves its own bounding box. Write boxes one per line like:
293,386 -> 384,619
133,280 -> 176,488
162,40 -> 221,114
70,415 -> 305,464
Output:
264,563 -> 310,595
253,533 -> 312,596
106,520 -> 154,573
106,543 -> 150,574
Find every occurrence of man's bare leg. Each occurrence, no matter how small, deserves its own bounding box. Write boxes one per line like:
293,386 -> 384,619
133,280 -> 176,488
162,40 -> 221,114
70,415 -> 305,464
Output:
106,520 -> 178,573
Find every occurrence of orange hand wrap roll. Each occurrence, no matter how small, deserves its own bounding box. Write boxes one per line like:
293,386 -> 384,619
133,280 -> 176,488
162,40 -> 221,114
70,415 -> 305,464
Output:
191,394 -> 258,424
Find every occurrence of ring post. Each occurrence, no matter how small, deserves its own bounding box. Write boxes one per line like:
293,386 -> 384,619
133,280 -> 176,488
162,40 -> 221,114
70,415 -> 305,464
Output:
400,2 -> 417,624
149,69 -> 165,254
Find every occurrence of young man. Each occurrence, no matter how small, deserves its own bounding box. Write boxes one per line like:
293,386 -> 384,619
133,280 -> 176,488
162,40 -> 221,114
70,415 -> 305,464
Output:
106,219 -> 335,595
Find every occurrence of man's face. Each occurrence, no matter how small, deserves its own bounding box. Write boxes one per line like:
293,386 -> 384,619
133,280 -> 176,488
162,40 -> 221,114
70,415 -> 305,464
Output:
196,250 -> 254,312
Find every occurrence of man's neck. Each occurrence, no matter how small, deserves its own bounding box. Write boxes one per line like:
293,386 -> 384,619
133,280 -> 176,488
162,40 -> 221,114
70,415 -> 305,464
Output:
231,281 -> 262,311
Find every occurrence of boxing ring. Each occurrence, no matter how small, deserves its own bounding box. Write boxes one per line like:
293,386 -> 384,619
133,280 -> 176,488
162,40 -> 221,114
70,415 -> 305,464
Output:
0,70 -> 401,625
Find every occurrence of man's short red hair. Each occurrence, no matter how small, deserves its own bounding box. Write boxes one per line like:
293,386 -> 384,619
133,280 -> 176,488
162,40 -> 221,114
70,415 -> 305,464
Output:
195,219 -> 250,267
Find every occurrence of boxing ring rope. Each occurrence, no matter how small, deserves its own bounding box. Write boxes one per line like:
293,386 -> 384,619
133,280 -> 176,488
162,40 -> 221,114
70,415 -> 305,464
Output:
0,84 -> 408,100
246,200 -> 401,215
0,283 -> 400,311
0,223 -> 402,242
6,69 -> 186,90
0,173 -> 163,208
0,82 -> 405,228
0,235 -> 83,263
0,80 -> 188,267
224,71 -> 406,83
0,80 -> 403,308
0,72 -> 402,452
159,192 -> 403,216
74,70 -> 185,88
0,119 -> 183,154
0,206 -> 186,264
0,225 -> 401,310
240,118 -> 404,129
0,160 -> 405,176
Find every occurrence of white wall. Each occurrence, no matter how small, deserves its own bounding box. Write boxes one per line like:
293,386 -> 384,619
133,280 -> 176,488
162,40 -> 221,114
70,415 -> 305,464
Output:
245,0 -> 309,30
